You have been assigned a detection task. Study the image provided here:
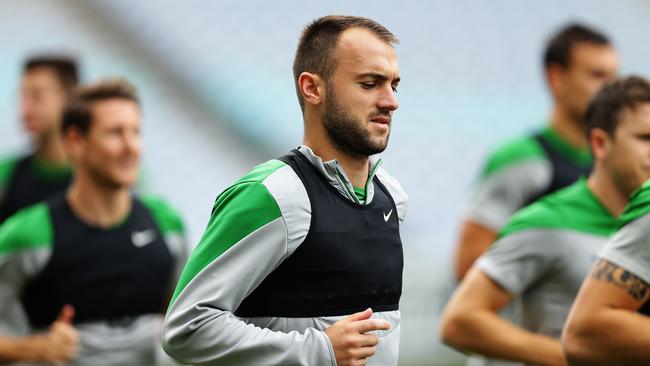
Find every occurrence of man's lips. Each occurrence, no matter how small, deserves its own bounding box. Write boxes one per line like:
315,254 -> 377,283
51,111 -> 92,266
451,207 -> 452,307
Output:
370,116 -> 391,124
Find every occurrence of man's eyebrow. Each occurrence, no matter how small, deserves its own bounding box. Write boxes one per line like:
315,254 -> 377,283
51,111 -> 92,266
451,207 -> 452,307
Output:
357,73 -> 400,84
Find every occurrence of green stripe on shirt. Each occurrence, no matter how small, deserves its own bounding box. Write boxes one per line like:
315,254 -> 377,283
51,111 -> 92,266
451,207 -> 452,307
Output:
620,179 -> 650,226
0,156 -> 20,187
140,195 -> 184,235
169,160 -> 285,306
497,178 -> 618,239
481,134 -> 546,179
0,202 -> 53,254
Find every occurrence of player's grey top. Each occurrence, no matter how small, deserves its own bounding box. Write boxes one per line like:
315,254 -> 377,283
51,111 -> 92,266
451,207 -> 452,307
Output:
600,179 -> 650,284
464,127 -> 592,231
476,179 -> 618,341
162,145 -> 408,366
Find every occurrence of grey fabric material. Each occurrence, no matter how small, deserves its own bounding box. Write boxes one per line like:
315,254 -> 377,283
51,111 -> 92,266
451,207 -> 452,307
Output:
163,150 -> 407,366
0,248 -> 51,339
163,218 -> 338,366
600,213 -> 650,284
466,355 -> 523,366
464,160 -> 551,231
476,229 -> 606,338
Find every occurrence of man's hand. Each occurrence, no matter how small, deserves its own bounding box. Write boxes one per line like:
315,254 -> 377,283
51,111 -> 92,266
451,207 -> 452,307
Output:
324,308 -> 390,366
35,304 -> 79,364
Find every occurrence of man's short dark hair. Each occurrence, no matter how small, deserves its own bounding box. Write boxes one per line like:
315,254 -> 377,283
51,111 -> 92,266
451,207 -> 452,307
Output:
543,23 -> 611,70
62,78 -> 139,135
292,15 -> 398,111
586,76 -> 650,138
24,55 -> 79,93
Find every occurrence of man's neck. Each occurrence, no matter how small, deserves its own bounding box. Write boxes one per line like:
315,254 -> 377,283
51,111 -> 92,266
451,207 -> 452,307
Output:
66,175 -> 132,229
587,167 -> 629,217
303,135 -> 370,189
34,132 -> 68,166
550,106 -> 588,150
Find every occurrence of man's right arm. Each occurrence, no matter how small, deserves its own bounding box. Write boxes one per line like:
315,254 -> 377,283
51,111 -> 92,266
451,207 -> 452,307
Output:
441,268 -> 566,366
0,205 -> 78,364
454,220 -> 497,280
0,306 -> 78,364
162,176 -> 335,366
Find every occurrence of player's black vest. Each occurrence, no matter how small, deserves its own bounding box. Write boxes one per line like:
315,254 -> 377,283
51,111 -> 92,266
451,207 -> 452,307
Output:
235,150 -> 403,317
0,156 -> 71,223
21,194 -> 174,328
525,132 -> 592,205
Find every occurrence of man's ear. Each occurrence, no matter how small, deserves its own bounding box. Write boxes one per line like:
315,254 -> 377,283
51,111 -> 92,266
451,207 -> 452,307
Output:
589,127 -> 611,160
62,126 -> 84,161
546,63 -> 567,96
298,72 -> 325,107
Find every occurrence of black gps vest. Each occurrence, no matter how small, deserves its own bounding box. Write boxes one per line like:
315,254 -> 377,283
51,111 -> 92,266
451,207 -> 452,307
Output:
21,194 -> 174,328
0,156 -> 71,223
235,150 -> 403,317
525,132 -> 592,205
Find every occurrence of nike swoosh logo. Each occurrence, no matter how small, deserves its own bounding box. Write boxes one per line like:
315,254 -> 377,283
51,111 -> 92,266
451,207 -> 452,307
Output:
383,209 -> 393,222
132,229 -> 157,248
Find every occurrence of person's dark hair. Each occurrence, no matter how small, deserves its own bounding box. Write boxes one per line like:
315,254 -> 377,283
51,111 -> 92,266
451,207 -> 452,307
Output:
543,23 -> 610,70
62,78 -> 139,135
586,76 -> 650,138
24,55 -> 79,92
293,15 -> 398,111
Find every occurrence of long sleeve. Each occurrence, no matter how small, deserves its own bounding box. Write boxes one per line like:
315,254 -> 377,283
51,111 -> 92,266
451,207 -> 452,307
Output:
162,161 -> 336,366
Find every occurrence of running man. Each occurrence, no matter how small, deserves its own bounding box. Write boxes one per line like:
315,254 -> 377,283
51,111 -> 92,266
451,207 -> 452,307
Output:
163,15 -> 407,366
562,80 -> 650,365
0,78 -> 187,365
454,24 -> 619,279
441,76 -> 650,366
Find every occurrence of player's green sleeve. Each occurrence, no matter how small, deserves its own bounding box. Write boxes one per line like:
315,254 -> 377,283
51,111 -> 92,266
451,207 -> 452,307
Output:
162,160 -> 336,366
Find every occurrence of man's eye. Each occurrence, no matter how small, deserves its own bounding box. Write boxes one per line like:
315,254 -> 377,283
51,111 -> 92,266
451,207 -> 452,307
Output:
360,82 -> 375,89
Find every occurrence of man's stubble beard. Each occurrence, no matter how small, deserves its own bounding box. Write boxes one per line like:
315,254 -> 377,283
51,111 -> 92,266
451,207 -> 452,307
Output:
322,84 -> 390,158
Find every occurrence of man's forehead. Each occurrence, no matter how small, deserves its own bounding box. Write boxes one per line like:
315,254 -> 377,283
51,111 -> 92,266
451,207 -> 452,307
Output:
91,99 -> 140,122
570,43 -> 618,67
22,67 -> 60,85
334,27 -> 399,75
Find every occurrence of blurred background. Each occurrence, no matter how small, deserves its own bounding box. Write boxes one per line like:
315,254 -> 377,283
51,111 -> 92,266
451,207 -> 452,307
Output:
1,1 -> 649,365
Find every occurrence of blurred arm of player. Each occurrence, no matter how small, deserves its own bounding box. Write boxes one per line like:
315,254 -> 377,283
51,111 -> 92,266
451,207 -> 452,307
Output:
454,220 -> 497,279
441,268 -> 567,366
562,259 -> 650,365
0,207 -> 79,364
0,305 -> 78,364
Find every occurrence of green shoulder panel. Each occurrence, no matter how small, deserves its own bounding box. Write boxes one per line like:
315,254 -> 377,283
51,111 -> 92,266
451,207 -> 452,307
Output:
481,135 -> 546,179
620,179 -> 650,226
497,179 -> 618,239
0,203 -> 53,254
0,156 -> 21,187
169,159 -> 286,306
140,195 -> 184,235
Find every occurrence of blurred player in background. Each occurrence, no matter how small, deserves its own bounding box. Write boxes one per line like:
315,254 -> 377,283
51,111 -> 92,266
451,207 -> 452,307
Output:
0,78 -> 187,365
562,78 -> 650,366
0,55 -> 78,223
441,76 -> 650,366
454,23 -> 619,280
